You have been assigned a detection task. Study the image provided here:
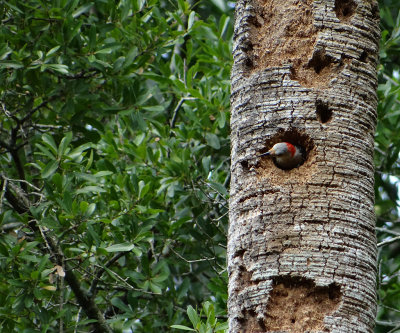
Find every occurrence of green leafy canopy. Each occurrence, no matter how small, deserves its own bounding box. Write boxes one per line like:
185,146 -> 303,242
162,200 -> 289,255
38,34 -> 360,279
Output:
0,0 -> 232,331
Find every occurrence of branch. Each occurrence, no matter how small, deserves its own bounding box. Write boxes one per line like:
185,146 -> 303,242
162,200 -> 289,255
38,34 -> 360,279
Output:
65,70 -> 98,80
376,320 -> 400,327
170,97 -> 196,129
2,177 -> 41,192
378,236 -> 400,248
2,180 -> 29,214
1,98 -> 113,331
46,236 -> 113,333
376,227 -> 400,237
89,252 -> 127,296
21,99 -> 52,123
170,247 -> 215,263
2,182 -> 113,333
0,222 -> 23,232
0,176 -> 8,212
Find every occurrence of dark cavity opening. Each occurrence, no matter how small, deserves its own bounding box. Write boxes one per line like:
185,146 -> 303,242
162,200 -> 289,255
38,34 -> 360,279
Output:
307,50 -> 334,74
359,50 -> 368,63
316,100 -> 332,123
334,0 -> 357,21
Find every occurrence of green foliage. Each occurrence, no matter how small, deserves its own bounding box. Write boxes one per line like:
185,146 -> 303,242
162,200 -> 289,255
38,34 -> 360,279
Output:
0,0 -> 233,331
171,301 -> 228,332
376,0 -> 400,332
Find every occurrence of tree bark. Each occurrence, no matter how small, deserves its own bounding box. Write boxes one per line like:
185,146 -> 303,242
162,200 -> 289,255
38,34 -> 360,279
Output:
228,0 -> 380,332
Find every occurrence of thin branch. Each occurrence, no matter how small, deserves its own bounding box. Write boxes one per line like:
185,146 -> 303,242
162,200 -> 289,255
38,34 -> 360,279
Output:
30,123 -> 63,130
74,307 -> 83,333
21,99 -> 52,123
388,323 -> 400,333
0,101 -> 17,121
89,252 -> 127,296
37,223 -> 53,256
379,303 -> 400,314
170,97 -> 196,129
376,320 -> 399,326
99,264 -> 159,295
0,177 -> 8,212
2,176 -> 41,192
376,227 -> 400,237
377,235 -> 400,248
0,222 -> 23,232
58,224 -> 80,241
59,275 -> 64,333
212,210 -> 228,223
65,70 -> 98,80
382,73 -> 399,87
170,247 -> 215,263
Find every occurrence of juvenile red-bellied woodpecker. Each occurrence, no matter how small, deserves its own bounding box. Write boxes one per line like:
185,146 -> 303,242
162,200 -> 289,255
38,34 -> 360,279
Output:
258,142 -> 304,169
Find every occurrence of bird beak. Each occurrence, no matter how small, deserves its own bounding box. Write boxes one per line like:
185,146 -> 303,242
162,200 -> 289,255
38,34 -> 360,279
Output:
257,148 -> 275,157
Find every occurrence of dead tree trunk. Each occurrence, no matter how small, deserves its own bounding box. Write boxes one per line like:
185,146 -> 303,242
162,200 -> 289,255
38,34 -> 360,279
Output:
228,0 -> 380,332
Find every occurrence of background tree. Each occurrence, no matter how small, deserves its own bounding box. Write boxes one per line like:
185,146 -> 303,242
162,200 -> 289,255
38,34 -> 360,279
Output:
1,0 -> 400,332
0,0 -> 233,331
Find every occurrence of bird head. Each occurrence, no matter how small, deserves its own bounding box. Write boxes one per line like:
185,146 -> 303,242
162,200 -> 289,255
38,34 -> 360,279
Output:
260,142 -> 296,157
270,142 -> 295,156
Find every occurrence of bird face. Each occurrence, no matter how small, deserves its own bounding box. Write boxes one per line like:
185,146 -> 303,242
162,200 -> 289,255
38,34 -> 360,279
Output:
269,142 -> 291,157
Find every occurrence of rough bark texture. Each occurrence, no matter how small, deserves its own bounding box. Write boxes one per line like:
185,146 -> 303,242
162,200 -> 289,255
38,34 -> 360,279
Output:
228,0 -> 380,332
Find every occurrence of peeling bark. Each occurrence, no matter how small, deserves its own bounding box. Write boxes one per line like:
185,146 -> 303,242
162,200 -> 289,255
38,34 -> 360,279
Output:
228,0 -> 380,332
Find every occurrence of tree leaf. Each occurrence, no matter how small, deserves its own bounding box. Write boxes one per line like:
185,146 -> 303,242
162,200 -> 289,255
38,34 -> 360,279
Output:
205,133 -> 220,149
72,3 -> 93,18
44,64 -> 70,74
0,61 -> 24,69
42,134 -> 58,154
188,11 -> 196,30
76,186 -> 106,194
46,46 -> 60,57
187,306 -> 200,328
58,132 -> 73,157
41,160 -> 59,178
104,243 -> 135,252
170,325 -> 196,331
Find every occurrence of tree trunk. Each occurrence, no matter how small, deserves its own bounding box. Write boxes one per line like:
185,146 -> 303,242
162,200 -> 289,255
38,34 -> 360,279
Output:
228,0 -> 380,332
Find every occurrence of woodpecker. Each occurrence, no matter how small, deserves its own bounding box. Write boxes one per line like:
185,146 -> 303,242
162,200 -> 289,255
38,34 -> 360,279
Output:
258,142 -> 304,169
